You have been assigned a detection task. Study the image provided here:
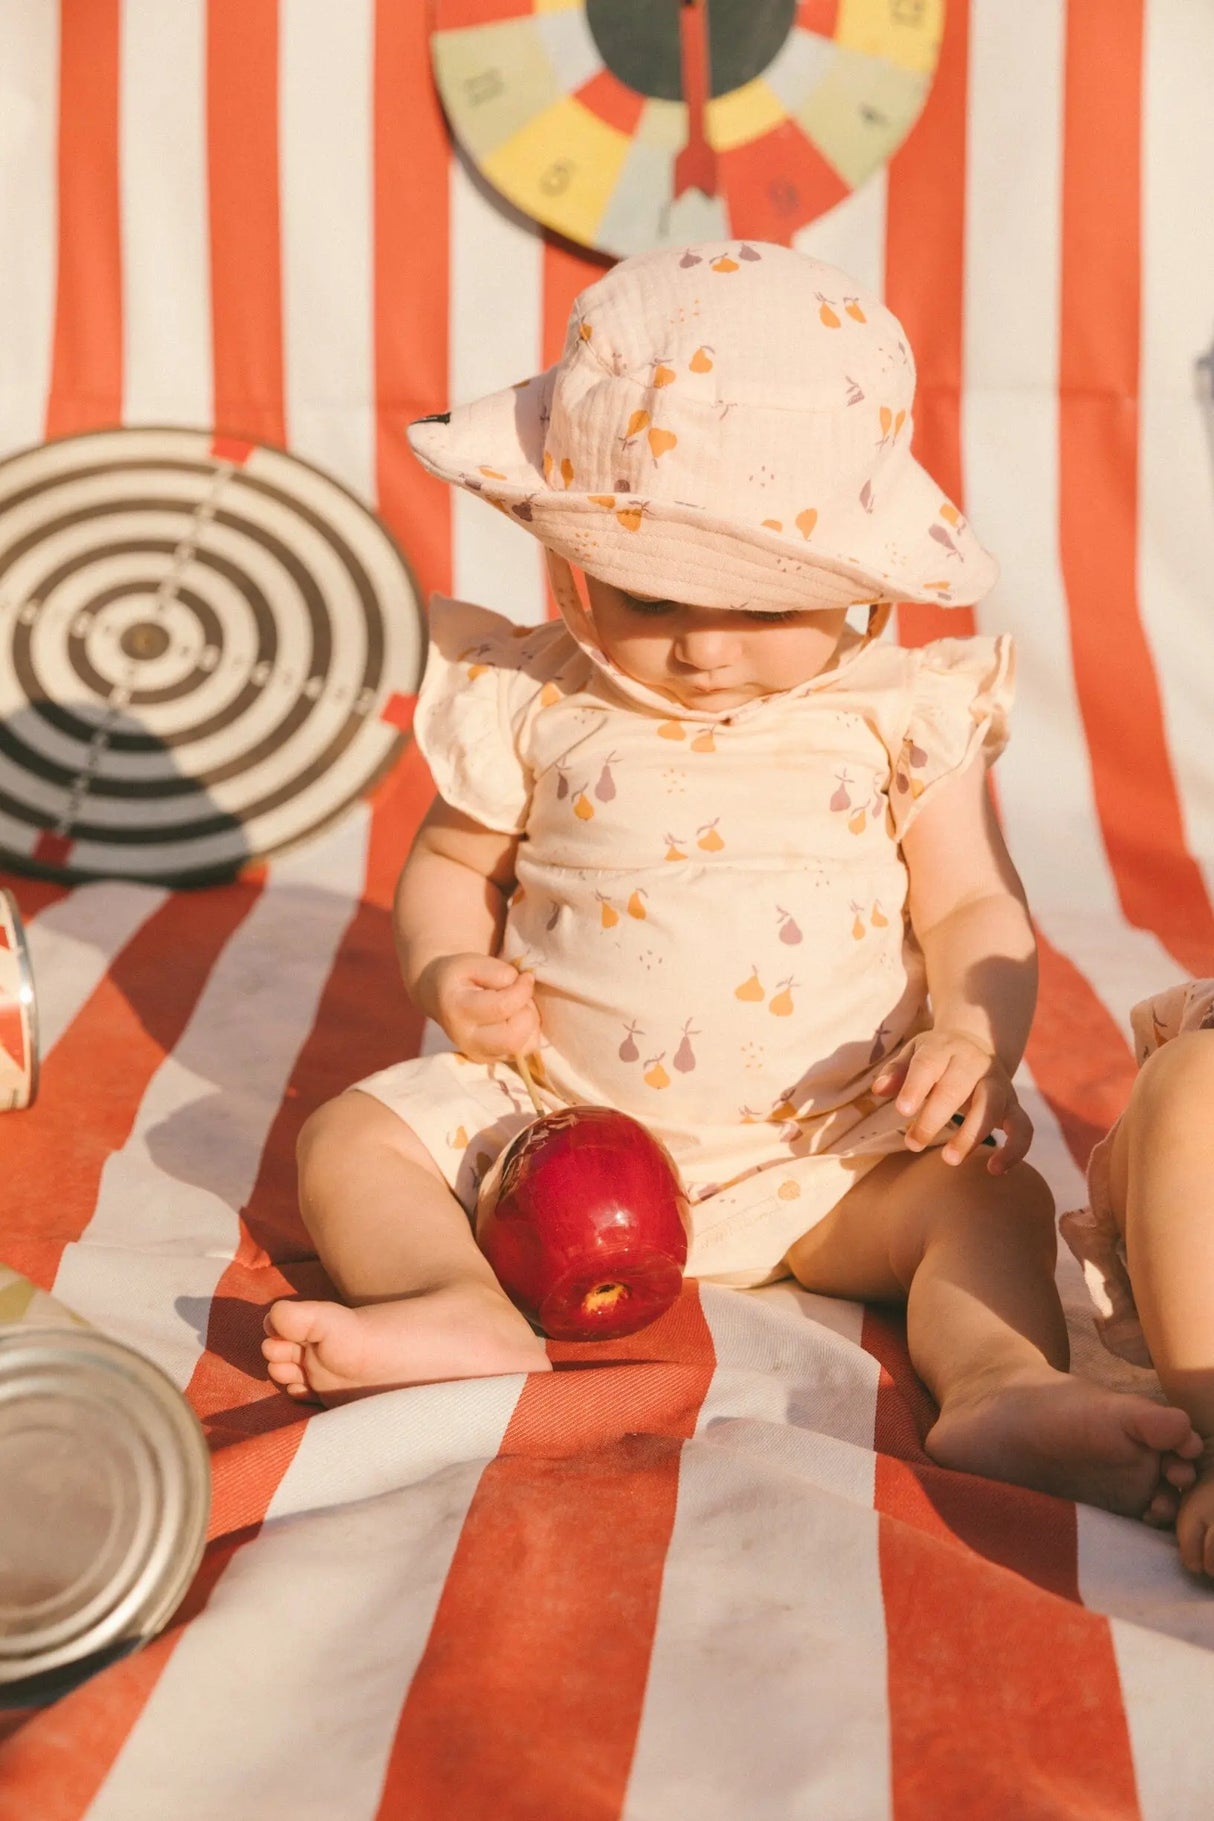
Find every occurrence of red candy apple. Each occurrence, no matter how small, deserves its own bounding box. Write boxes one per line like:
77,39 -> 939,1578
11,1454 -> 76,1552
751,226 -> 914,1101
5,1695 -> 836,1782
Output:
475,1106 -> 689,1341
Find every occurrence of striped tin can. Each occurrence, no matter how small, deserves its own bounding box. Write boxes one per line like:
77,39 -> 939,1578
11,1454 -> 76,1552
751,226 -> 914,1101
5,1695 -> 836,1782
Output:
0,1268 -> 211,1707
0,889 -> 38,1111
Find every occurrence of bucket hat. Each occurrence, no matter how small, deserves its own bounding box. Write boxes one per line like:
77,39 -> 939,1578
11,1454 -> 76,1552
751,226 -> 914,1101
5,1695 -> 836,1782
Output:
408,241 -> 997,613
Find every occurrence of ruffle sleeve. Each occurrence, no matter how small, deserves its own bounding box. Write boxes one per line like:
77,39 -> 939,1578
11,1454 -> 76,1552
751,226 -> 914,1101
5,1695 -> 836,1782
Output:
888,634 -> 1015,840
1128,978 -> 1214,1063
413,595 -> 573,835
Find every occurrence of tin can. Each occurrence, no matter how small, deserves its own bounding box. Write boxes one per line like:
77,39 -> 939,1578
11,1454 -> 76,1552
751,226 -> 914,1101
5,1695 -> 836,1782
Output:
0,1273 -> 211,1708
0,889 -> 39,1111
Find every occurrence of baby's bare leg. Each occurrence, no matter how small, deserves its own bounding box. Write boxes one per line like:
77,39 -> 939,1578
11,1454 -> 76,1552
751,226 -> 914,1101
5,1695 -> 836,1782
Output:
1104,1032 -> 1214,1572
261,1090 -> 549,1402
786,1150 -> 1200,1517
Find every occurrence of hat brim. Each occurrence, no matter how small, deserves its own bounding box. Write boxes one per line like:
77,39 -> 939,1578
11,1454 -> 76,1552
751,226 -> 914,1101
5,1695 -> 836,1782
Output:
409,370 -> 998,613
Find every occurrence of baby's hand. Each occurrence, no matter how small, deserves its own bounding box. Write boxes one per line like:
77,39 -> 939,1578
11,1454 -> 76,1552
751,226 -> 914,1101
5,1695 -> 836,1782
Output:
872,1031 -> 1032,1174
418,954 -> 540,1063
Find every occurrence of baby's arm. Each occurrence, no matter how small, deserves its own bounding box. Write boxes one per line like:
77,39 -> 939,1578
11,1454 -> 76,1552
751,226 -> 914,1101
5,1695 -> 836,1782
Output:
877,758 -> 1037,1172
394,797 -> 539,1062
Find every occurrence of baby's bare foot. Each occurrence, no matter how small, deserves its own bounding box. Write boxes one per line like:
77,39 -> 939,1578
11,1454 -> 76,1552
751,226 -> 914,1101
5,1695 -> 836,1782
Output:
925,1365 -> 1202,1519
261,1282 -> 551,1404
1176,1455 -> 1214,1577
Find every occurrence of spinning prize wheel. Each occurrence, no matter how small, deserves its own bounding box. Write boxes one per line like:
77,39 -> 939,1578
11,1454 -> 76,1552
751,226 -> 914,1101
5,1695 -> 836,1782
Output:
0,429 -> 424,886
431,0 -> 943,257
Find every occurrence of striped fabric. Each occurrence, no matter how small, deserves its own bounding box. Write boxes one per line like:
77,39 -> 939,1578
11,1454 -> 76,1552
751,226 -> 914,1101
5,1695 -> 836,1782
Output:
2,2 -> 1213,1813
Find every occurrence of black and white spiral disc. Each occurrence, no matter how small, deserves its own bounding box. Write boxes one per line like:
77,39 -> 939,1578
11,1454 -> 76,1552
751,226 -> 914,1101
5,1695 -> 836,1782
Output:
0,428 -> 424,885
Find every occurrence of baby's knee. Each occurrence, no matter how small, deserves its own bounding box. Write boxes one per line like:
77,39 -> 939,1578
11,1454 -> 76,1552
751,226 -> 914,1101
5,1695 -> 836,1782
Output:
297,1093 -> 358,1176
959,1158 -> 1056,1256
296,1090 -> 429,1179
999,1161 -> 1056,1246
1129,1030 -> 1214,1127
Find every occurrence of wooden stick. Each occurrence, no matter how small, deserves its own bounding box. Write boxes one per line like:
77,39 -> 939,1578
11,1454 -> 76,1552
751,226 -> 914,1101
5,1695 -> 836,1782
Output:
515,1052 -> 545,1119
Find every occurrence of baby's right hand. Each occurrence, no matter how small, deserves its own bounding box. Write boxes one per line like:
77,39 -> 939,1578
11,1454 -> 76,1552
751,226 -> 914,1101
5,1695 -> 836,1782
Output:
417,954 -> 540,1063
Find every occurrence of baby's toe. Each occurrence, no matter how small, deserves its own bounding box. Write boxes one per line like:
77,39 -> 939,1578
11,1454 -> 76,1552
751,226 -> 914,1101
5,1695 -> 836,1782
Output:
1130,1402 -> 1201,1457
262,1334 -> 302,1365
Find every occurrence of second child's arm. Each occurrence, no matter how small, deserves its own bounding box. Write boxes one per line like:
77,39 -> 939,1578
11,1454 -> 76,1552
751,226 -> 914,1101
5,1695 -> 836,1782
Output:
394,797 -> 540,1062
875,759 -> 1037,1172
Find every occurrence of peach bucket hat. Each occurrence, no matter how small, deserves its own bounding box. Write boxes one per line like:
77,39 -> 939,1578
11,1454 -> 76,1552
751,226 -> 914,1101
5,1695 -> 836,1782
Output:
407,241 -> 997,614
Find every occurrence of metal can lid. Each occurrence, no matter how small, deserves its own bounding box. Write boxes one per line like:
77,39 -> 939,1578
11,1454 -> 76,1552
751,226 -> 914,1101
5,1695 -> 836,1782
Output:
0,1328 -> 211,1693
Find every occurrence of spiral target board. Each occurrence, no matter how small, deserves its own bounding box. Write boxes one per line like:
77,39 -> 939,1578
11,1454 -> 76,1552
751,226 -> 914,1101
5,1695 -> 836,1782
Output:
0,890 -> 38,1111
0,429 -> 424,885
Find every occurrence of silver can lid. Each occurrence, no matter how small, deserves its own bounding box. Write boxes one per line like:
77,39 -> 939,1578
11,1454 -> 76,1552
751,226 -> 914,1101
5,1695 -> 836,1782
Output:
0,1327 -> 211,1699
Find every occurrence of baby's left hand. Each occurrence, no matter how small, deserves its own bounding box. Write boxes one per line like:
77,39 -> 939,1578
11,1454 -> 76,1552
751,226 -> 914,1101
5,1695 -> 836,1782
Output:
872,1031 -> 1032,1174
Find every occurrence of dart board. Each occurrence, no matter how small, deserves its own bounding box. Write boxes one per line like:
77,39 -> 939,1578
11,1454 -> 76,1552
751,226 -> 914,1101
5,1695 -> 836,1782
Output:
430,0 -> 943,258
0,428 -> 424,886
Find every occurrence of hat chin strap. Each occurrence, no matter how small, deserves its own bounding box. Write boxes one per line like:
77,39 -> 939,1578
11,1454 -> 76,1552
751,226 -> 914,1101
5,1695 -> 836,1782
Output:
544,549 -> 608,661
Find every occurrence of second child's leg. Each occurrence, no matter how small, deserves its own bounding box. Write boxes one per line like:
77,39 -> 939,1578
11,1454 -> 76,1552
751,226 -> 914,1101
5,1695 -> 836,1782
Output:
1103,1032 -> 1214,1573
786,1151 -> 1201,1518
262,1091 -> 550,1401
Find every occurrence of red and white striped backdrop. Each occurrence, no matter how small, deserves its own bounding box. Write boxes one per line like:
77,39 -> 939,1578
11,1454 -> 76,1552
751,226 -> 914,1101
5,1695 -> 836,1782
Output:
2,3 -> 1214,1815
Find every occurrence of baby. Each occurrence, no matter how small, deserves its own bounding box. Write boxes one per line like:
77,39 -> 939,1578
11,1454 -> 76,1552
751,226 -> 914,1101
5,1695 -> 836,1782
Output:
263,242 -> 1200,1526
1061,980 -> 1214,1573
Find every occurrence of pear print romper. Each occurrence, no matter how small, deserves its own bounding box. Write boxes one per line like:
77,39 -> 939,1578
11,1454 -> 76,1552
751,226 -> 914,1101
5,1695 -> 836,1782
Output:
356,597 -> 1014,1287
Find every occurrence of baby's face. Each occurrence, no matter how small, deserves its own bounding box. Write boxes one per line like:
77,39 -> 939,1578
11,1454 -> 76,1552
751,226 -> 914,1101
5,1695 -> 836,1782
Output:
584,575 -> 850,713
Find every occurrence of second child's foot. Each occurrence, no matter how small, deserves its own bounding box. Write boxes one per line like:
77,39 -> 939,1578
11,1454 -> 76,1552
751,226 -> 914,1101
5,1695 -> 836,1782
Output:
925,1365 -> 1202,1520
261,1281 -> 552,1404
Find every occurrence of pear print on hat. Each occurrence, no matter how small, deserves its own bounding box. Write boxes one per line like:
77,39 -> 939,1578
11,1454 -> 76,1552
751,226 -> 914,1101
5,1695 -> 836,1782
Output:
407,242 -> 999,615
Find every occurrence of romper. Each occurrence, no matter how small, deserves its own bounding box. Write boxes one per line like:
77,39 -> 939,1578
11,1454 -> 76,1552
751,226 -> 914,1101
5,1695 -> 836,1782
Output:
357,596 -> 1014,1287
1061,978 -> 1214,1365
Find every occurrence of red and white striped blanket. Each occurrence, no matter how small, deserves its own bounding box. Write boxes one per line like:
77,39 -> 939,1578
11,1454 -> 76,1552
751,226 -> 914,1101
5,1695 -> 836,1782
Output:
3,3 -> 1214,1814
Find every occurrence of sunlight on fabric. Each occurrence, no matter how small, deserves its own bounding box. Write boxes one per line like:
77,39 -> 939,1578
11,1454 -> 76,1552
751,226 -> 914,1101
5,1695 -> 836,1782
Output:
1138,0 -> 1214,908
450,151 -> 546,623
51,810 -> 369,1386
0,0 -> 57,460
964,0 -> 1183,1019
281,0 -> 376,502
22,880 -> 169,1054
120,0 -> 212,428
